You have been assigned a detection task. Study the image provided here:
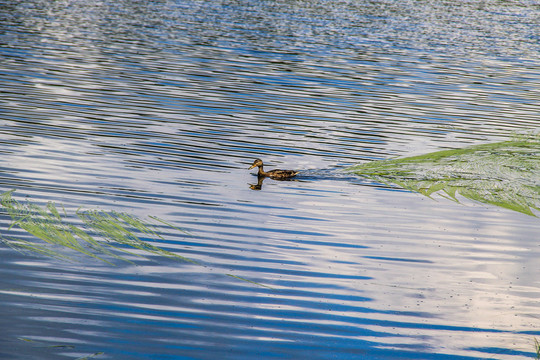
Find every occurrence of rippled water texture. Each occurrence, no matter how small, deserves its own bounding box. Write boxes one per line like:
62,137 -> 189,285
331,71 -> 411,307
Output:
1,1 -> 540,359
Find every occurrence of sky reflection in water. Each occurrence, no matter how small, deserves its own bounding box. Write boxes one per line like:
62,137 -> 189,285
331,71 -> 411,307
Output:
1,0 -> 540,359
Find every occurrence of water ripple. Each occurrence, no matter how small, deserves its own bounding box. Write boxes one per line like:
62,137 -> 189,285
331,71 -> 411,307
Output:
1,0 -> 540,359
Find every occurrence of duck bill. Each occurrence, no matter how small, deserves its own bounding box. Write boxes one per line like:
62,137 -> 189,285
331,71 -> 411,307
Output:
248,164 -> 256,170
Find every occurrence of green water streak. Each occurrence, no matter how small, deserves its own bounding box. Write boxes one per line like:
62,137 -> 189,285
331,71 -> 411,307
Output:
347,135 -> 540,216
0,190 -> 196,264
0,190 -> 271,288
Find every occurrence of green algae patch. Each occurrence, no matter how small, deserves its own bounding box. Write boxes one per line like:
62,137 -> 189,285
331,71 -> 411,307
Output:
348,136 -> 540,216
0,191 -> 272,287
0,190 -> 196,264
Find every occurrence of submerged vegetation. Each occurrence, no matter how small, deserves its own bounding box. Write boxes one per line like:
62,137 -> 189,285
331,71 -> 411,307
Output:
0,190 -> 196,264
348,135 -> 540,216
0,190 -> 271,287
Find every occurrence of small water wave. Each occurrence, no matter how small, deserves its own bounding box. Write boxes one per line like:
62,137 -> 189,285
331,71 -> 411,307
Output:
1,1 -> 540,359
296,168 -> 354,180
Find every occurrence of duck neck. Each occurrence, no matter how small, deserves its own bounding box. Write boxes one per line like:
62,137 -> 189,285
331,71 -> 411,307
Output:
257,166 -> 267,177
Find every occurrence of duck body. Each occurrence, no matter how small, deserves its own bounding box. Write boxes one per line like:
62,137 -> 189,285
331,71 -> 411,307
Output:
249,159 -> 298,179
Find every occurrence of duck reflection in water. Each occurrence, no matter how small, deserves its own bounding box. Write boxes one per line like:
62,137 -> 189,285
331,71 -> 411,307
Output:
248,159 -> 299,190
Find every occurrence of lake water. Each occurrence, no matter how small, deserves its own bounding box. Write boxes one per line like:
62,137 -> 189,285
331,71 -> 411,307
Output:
1,1 -> 540,359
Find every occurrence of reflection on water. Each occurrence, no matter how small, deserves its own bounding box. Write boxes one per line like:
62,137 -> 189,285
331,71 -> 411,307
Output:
1,0 -> 540,359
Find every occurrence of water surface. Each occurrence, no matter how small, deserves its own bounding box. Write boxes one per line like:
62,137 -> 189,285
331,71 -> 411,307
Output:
1,1 -> 540,359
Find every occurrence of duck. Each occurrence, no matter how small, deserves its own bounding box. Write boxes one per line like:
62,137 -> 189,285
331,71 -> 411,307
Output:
248,159 -> 299,179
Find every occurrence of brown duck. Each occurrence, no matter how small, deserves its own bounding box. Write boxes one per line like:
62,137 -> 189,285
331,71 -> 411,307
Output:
248,159 -> 299,179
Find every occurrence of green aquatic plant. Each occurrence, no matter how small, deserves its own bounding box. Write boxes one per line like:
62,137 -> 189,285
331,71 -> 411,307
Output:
535,337 -> 540,360
347,135 -> 540,216
0,190 -> 196,264
0,190 -> 272,288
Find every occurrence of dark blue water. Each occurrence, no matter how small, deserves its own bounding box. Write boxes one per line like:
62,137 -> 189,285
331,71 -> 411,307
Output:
1,1 -> 539,359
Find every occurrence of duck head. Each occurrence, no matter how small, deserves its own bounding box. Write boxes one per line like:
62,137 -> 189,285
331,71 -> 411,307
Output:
248,159 -> 263,169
